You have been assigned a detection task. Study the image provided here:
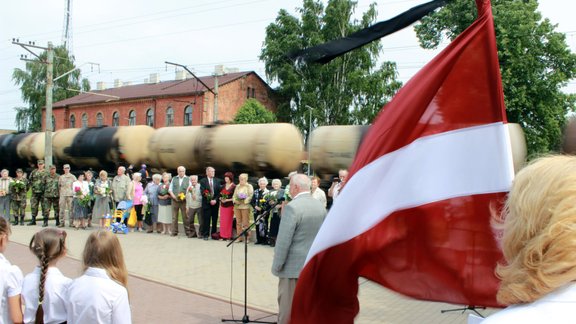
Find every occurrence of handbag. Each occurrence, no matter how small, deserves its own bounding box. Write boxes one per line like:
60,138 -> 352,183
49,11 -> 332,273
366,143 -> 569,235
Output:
127,207 -> 137,227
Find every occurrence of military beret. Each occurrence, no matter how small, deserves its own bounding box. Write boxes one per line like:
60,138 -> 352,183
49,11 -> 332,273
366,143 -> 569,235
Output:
49,165 -> 56,169
37,159 -> 45,164
16,168 -> 23,173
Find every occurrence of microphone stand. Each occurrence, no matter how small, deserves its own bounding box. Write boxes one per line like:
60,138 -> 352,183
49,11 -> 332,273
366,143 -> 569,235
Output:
222,202 -> 278,324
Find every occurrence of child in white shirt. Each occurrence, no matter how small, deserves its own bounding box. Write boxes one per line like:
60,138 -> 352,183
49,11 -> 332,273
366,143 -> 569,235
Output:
65,230 -> 131,323
22,228 -> 71,324
0,217 -> 23,324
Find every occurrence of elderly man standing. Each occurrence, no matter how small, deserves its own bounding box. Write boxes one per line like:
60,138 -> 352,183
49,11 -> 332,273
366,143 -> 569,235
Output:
28,159 -> 48,225
58,164 -> 76,228
271,174 -> 326,324
169,166 -> 189,237
328,169 -> 348,201
112,166 -> 131,209
43,165 -> 60,227
199,166 -> 222,240
185,175 -> 202,238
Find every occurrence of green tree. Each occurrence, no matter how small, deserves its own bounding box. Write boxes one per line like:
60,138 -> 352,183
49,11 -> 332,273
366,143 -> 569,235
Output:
12,45 -> 90,132
414,0 -> 576,155
233,99 -> 277,124
260,0 -> 402,138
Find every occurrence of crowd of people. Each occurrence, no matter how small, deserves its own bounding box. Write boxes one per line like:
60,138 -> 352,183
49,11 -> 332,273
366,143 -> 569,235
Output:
0,160 -> 345,246
0,165 -> 341,324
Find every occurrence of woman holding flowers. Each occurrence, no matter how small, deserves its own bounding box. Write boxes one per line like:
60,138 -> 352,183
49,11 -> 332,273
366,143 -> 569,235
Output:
219,172 -> 236,240
233,173 -> 254,243
268,179 -> 285,247
71,174 -> 89,229
131,173 -> 145,232
252,177 -> 270,245
93,170 -> 112,227
0,169 -> 12,221
144,173 -> 161,233
157,172 -> 172,235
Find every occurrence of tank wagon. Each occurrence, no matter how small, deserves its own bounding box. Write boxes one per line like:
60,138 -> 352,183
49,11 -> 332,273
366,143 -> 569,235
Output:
0,122 -> 526,177
0,123 -> 304,178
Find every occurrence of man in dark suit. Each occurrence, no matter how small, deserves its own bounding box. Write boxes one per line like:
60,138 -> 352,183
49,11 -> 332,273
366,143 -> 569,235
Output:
272,173 -> 326,324
199,166 -> 222,240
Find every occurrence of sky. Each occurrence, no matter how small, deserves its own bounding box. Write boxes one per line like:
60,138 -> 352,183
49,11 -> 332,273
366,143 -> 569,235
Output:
1,0 -> 575,130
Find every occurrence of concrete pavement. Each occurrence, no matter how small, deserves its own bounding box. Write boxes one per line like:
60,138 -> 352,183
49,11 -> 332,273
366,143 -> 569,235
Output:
6,221 -> 500,323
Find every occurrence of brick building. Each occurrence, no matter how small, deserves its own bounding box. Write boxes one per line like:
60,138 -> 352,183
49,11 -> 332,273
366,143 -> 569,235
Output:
49,71 -> 277,130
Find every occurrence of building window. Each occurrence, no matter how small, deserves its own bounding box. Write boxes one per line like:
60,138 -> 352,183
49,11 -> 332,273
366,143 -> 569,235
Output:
112,112 -> 119,127
81,113 -> 88,128
96,112 -> 103,127
246,87 -> 251,99
165,107 -> 174,126
146,108 -> 154,127
128,110 -> 136,126
69,115 -> 76,128
252,88 -> 255,98
51,115 -> 56,130
184,105 -> 193,126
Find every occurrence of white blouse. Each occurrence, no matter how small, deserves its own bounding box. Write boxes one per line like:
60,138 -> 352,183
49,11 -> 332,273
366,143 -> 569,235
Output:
0,253 -> 23,324
473,283 -> 576,323
65,267 -> 131,324
22,266 -> 72,324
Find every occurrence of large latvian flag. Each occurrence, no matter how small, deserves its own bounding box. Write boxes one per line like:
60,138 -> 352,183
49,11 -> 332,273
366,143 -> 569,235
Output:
291,0 -> 514,323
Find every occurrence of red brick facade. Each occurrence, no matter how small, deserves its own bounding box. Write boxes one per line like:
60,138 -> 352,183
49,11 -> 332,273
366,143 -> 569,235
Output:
48,72 -> 277,130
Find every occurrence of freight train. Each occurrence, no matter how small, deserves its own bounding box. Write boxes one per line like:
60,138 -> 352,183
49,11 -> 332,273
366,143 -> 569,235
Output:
0,122 -> 527,178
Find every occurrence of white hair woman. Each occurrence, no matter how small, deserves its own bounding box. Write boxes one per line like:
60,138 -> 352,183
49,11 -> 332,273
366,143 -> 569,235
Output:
252,177 -> 270,244
480,155 -> 576,323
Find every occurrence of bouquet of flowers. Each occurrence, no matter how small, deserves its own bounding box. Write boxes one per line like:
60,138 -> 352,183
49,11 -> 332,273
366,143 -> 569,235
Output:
264,192 -> 277,205
178,192 -> 186,201
0,189 -> 6,197
235,192 -> 247,204
97,182 -> 110,196
220,188 -> 231,201
74,186 -> 83,196
203,189 -> 213,201
79,194 -> 92,207
10,180 -> 26,193
159,184 -> 169,196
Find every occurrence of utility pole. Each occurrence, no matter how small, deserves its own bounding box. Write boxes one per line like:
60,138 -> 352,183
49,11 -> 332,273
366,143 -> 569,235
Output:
305,105 -> 314,176
12,39 -> 54,166
164,61 -> 216,124
45,42 -> 54,167
213,75 -> 219,123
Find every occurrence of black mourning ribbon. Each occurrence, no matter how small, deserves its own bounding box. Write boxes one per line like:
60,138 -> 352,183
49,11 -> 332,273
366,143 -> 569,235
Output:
290,0 -> 449,64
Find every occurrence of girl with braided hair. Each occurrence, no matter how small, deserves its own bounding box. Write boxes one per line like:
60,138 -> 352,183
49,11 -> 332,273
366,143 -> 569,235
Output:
0,217 -> 23,324
21,228 -> 70,324
65,230 -> 131,323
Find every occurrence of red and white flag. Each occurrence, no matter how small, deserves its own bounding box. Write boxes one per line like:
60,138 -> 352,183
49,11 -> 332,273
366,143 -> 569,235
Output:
291,0 -> 513,322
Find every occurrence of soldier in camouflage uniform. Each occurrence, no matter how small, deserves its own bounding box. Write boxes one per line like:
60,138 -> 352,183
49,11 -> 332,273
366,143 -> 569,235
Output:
58,164 -> 76,228
28,159 -> 48,225
43,165 -> 60,227
9,168 -> 28,225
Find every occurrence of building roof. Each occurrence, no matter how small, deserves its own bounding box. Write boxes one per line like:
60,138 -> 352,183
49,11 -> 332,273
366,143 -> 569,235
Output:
53,71 -> 256,108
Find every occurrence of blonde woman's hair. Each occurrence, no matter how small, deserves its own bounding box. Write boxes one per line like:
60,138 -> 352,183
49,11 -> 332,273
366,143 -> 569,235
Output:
239,173 -> 248,181
494,155 -> 576,305
82,230 -> 128,288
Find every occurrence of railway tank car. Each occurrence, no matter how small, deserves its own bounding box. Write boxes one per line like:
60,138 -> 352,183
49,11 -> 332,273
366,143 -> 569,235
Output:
1,123 -> 304,178
147,123 -> 303,176
310,123 -> 528,175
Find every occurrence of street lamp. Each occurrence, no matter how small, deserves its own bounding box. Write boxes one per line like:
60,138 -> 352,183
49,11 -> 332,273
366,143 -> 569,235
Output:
305,105 -> 314,176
